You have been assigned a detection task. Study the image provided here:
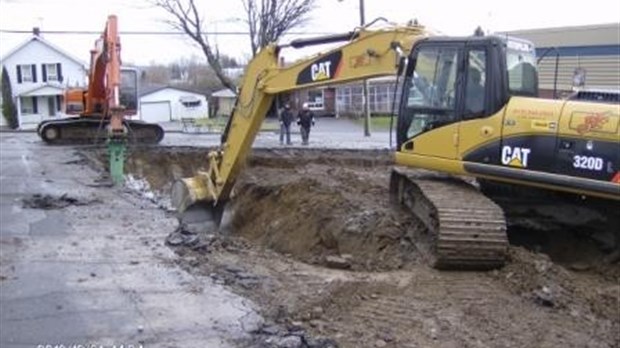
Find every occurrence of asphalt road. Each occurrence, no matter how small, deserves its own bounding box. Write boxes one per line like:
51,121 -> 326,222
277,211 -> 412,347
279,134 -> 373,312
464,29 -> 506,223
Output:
159,118 -> 394,149
0,132 -> 262,348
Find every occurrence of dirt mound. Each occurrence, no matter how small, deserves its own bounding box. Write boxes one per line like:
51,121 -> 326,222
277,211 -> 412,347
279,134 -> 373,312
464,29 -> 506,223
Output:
231,165 -> 420,271
495,247 -> 620,322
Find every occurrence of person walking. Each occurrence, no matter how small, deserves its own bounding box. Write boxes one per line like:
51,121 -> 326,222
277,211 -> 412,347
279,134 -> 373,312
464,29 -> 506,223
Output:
279,103 -> 294,145
297,103 -> 315,145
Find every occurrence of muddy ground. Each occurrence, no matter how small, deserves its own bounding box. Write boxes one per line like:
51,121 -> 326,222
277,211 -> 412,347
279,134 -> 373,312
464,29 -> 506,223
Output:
88,147 -> 619,348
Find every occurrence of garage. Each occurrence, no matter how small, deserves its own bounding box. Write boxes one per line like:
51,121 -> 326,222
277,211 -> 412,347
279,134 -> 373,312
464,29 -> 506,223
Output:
140,101 -> 171,123
139,85 -> 209,123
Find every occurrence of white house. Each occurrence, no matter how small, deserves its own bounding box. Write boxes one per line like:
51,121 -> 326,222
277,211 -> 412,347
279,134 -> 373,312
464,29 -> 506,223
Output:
139,85 -> 209,123
0,30 -> 87,127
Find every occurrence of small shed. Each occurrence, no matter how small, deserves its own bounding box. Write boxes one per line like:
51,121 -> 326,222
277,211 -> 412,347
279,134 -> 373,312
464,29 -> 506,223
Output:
211,88 -> 236,117
139,85 -> 208,123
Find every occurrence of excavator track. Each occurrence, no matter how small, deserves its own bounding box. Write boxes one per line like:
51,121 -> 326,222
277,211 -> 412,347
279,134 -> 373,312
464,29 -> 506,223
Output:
390,167 -> 508,270
38,117 -> 164,145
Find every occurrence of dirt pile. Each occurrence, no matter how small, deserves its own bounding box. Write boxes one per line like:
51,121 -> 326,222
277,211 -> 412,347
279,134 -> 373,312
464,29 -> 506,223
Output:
495,247 -> 620,322
231,169 -> 419,271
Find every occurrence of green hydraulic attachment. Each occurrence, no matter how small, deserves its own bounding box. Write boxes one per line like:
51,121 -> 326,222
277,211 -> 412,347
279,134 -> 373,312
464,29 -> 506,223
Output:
108,137 -> 126,185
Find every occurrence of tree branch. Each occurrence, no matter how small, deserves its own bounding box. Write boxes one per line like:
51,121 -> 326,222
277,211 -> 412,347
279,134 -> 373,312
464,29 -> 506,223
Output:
151,0 -> 236,91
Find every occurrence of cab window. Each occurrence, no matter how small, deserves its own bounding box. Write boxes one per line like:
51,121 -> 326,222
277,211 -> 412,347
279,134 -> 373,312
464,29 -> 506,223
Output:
506,40 -> 538,96
464,49 -> 487,118
404,46 -> 459,138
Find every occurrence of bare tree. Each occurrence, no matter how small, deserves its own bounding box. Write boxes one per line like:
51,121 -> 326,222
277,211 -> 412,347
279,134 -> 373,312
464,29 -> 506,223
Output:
152,0 -> 236,91
242,0 -> 316,57
152,0 -> 316,89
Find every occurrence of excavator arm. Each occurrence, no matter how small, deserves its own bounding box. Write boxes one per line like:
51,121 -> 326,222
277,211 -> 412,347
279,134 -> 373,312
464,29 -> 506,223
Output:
171,24 -> 429,214
87,15 -> 124,133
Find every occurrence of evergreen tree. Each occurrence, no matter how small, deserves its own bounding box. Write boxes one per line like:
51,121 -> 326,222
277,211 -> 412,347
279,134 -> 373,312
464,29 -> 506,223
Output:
1,67 -> 18,129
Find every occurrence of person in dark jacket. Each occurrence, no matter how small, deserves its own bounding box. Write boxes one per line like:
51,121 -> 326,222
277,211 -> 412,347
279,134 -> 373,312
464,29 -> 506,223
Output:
279,103 -> 294,145
297,103 -> 315,145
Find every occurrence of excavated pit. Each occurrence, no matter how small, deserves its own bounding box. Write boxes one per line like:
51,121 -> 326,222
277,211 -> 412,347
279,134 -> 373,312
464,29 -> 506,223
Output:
120,147 -> 420,271
87,146 -> 618,270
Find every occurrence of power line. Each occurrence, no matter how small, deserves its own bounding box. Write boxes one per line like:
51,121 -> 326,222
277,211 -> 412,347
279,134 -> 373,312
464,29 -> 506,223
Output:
0,29 -> 338,36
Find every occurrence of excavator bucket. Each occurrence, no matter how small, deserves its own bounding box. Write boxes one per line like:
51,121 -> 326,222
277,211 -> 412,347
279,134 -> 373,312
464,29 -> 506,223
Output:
171,176 -> 227,230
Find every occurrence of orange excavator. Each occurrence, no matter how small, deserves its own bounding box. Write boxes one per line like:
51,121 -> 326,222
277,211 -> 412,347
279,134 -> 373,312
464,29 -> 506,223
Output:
36,15 -> 164,182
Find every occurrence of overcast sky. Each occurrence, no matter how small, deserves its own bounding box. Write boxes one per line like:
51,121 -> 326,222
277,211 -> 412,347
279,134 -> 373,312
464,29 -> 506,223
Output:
1,0 -> 619,66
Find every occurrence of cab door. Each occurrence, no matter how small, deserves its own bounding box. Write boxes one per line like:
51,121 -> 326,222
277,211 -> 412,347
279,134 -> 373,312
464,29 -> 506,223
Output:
397,42 -> 463,159
457,45 -> 505,164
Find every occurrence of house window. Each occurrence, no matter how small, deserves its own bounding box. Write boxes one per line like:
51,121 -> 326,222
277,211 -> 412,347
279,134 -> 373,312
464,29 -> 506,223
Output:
44,64 -> 58,81
18,64 -> 36,83
20,97 -> 38,114
180,96 -> 201,108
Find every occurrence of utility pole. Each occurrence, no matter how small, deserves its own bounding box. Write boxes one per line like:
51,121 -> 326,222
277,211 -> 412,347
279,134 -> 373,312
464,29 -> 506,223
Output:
359,0 -> 371,136
337,0 -> 370,136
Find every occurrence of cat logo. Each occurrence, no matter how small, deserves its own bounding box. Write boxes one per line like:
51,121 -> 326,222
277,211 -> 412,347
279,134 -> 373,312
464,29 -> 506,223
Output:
296,51 -> 342,85
311,61 -> 332,81
501,146 -> 531,168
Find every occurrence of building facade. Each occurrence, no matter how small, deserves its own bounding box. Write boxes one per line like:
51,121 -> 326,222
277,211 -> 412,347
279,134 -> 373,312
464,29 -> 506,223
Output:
503,23 -> 620,98
335,77 -> 402,117
1,32 -> 87,127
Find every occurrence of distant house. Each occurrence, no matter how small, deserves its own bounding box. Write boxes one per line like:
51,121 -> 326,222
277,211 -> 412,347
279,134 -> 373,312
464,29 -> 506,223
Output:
0,29 -> 87,127
335,77 -> 401,117
139,85 -> 209,123
211,88 -> 236,117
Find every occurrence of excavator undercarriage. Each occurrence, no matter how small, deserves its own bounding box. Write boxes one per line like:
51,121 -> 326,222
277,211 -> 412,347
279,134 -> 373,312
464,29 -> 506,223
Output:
390,168 -> 508,269
37,117 -> 164,145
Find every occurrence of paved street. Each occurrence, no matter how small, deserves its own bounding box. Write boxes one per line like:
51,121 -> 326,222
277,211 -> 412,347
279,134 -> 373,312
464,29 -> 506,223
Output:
160,118 -> 395,149
0,132 -> 262,348
13,117 -> 395,149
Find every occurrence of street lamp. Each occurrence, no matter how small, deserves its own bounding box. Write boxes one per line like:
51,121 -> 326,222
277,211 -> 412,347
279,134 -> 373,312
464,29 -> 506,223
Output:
339,0 -> 371,136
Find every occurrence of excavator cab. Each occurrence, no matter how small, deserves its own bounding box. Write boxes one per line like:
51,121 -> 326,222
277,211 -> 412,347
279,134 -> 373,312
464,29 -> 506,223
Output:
396,35 -> 538,151
395,34 -> 618,200
119,68 -> 139,115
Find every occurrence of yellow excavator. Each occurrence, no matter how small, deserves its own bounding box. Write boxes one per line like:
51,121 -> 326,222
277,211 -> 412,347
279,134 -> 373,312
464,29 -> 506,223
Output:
171,22 -> 620,269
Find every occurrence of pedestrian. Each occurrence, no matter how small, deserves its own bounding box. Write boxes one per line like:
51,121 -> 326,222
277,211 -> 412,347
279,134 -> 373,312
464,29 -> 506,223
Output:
279,103 -> 294,145
297,102 -> 315,145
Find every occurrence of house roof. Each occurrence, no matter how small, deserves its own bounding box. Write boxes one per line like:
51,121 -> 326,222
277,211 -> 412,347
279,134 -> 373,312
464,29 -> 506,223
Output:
1,35 -> 86,68
212,88 -> 236,98
500,23 -> 620,48
139,84 -> 206,97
